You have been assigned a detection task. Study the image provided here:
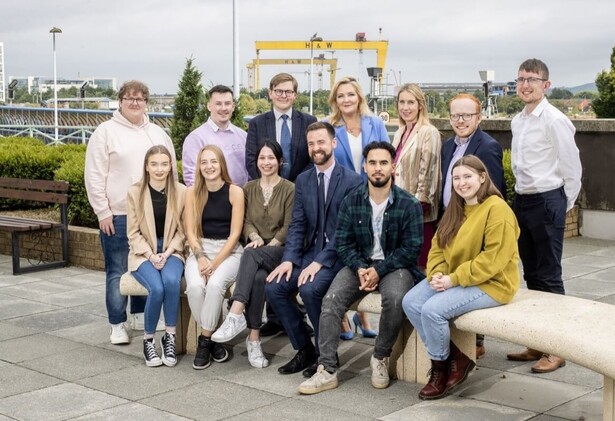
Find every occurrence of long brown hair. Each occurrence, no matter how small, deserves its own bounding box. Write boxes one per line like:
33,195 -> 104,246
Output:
437,155 -> 503,248
328,76 -> 370,126
136,145 -> 180,227
192,145 -> 233,240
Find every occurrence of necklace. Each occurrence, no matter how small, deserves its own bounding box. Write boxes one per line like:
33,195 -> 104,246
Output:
260,177 -> 280,206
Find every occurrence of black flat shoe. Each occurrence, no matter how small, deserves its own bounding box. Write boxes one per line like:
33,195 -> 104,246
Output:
278,347 -> 315,374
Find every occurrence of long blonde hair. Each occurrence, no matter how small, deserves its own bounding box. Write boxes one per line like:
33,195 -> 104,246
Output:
437,155 -> 502,249
136,145 -> 180,228
396,83 -> 431,129
328,76 -> 370,126
191,145 -> 233,239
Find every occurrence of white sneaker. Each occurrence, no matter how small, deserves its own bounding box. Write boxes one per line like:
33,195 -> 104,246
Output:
131,313 -> 164,331
110,323 -> 130,345
298,364 -> 338,395
246,337 -> 269,368
370,355 -> 390,389
212,313 -> 247,343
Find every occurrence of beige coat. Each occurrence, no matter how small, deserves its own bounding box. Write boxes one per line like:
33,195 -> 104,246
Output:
127,182 -> 187,271
392,124 -> 442,222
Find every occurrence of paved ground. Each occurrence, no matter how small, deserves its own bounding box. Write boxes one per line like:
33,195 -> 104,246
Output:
1,236 -> 614,420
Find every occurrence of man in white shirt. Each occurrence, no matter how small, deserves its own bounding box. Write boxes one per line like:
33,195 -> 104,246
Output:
506,59 -> 582,374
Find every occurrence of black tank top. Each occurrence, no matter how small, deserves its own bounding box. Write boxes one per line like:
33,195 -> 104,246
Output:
201,183 -> 232,239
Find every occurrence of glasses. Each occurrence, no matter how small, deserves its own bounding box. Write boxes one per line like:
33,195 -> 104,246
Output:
273,89 -> 295,97
122,97 -> 146,104
450,113 -> 479,122
515,77 -> 546,85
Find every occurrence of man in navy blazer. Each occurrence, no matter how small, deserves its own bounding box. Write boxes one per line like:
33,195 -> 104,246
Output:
266,121 -> 362,377
246,73 -> 317,182
441,93 -> 505,211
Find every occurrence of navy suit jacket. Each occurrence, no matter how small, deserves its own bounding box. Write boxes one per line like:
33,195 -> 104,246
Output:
441,127 -> 506,202
282,163 -> 362,269
246,109 -> 317,182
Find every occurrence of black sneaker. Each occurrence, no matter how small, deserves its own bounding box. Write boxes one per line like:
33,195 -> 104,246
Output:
161,332 -> 177,367
143,338 -> 162,367
193,335 -> 211,370
212,341 -> 229,363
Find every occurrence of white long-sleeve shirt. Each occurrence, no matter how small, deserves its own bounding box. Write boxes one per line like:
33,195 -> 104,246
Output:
85,110 -> 177,221
511,97 -> 582,211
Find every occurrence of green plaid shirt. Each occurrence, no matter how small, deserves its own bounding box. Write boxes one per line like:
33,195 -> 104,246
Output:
335,183 -> 424,281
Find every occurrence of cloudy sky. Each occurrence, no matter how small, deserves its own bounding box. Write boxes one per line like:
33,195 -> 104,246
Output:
2,0 -> 613,95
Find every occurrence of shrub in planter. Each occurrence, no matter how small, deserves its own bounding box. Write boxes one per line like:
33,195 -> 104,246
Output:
503,149 -> 515,206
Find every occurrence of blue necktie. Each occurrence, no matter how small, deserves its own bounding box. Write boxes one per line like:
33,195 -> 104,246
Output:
316,172 -> 326,251
280,115 -> 292,179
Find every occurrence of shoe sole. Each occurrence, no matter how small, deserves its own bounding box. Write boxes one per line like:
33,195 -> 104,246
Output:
145,359 -> 163,367
419,390 -> 448,400
531,360 -> 566,373
110,338 -> 130,345
212,348 -> 229,363
372,380 -> 390,389
298,380 -> 338,395
446,361 -> 476,392
192,361 -> 211,370
162,355 -> 177,367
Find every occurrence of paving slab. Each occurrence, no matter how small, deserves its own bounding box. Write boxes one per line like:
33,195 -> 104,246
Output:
0,383 -> 128,421
0,320 -> 40,341
48,319 -> 113,346
0,273 -> 41,287
0,364 -> 63,398
380,396 -> 535,421
225,398 -> 375,421
7,308 -> 102,331
0,280 -> 75,299
507,360 -> 603,389
72,402 -> 193,420
0,332 -> 83,363
546,389 -> 602,420
32,288 -> 103,308
459,372 -> 595,413
0,295 -> 60,321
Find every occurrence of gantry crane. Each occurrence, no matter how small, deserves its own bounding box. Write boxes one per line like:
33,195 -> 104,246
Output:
246,57 -> 338,92
253,35 -> 388,92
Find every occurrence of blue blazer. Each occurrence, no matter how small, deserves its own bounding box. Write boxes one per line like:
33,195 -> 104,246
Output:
282,163 -> 362,269
246,109 -> 317,182
332,115 -> 389,176
441,127 -> 506,201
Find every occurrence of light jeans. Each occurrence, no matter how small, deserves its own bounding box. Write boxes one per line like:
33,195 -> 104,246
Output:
184,238 -> 243,331
402,278 -> 500,361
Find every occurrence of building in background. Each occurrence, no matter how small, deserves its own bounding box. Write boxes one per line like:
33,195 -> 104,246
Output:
0,42 -> 5,102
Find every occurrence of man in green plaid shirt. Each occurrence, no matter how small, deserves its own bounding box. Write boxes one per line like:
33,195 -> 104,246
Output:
299,141 -> 423,395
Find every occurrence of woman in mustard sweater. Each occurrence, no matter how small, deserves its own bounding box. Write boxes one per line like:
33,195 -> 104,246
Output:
402,155 -> 520,400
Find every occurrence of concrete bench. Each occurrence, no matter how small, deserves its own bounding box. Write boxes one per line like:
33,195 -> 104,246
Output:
451,289 -> 615,421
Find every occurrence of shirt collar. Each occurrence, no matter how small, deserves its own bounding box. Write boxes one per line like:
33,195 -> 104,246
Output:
522,96 -> 549,118
273,108 -> 293,121
207,117 -> 233,132
454,130 -> 475,146
317,161 -> 336,180
361,182 -> 395,205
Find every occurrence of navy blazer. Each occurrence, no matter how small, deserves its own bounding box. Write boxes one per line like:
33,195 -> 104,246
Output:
441,127 -> 506,201
246,109 -> 317,182
282,163 -> 362,269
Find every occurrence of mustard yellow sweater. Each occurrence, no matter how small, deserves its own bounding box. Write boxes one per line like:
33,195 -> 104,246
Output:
427,195 -> 520,304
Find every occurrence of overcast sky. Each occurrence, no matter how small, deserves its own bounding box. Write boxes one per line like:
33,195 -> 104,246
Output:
2,0 -> 613,95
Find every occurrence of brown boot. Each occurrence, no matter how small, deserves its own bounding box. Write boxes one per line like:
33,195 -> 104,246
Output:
419,360 -> 449,400
476,345 -> 485,359
507,348 -> 543,361
446,342 -> 476,391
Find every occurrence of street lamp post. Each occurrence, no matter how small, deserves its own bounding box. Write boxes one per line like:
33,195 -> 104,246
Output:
309,33 -> 322,115
50,27 -> 62,144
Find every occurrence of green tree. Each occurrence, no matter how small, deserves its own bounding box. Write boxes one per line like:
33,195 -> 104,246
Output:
594,46 -> 615,118
170,56 -> 206,158
549,88 -> 573,99
573,91 -> 597,100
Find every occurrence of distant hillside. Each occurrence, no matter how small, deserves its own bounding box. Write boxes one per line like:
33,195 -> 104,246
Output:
555,83 -> 597,94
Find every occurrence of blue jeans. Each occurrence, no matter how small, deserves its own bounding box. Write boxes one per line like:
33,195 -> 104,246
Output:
99,215 -> 145,324
402,278 -> 500,361
132,238 -> 184,335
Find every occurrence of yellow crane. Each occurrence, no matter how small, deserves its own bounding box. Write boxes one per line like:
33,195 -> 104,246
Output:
246,57 -> 338,92
253,36 -> 388,91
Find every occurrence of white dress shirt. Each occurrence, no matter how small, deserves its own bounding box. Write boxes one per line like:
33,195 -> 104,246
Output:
511,97 -> 582,211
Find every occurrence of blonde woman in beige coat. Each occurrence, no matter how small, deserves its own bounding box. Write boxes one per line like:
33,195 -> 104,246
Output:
127,145 -> 186,367
392,83 -> 441,268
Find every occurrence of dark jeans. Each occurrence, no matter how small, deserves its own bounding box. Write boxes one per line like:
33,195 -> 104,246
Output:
265,254 -> 343,353
318,267 -> 414,371
99,215 -> 145,324
513,187 -> 566,295
231,246 -> 284,329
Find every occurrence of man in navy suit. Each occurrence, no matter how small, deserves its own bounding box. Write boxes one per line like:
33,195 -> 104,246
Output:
441,93 -> 505,360
266,122 -> 362,377
246,72 -> 317,182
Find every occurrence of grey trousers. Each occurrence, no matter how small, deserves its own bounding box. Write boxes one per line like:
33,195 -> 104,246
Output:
318,266 -> 414,371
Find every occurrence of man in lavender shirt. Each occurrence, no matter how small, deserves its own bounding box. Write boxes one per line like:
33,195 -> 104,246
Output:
182,85 -> 249,187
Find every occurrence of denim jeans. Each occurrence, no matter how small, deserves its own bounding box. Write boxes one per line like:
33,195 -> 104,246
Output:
318,267 -> 414,371
184,238 -> 243,331
402,278 -> 500,361
132,238 -> 184,335
100,215 -> 145,324
513,187 -> 566,294
231,246 -> 284,329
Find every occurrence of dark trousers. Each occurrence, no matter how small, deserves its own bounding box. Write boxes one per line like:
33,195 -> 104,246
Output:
231,246 -> 284,329
265,253 -> 343,353
513,187 -> 566,295
318,267 -> 414,370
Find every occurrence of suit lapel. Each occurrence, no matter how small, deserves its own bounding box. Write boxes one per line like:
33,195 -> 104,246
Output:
266,111 -> 277,142
325,165 -> 342,211
464,128 -> 482,156
144,188 -> 157,249
291,110 -> 301,163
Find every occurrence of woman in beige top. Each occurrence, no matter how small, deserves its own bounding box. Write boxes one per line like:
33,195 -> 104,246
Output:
392,83 -> 442,268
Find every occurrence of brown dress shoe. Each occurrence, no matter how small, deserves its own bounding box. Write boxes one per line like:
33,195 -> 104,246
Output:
476,345 -> 485,359
419,360 -> 449,400
531,354 -> 566,373
506,348 -> 543,361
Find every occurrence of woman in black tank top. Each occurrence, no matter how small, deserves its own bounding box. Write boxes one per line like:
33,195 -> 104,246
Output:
183,145 -> 245,370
